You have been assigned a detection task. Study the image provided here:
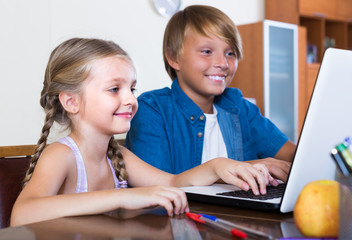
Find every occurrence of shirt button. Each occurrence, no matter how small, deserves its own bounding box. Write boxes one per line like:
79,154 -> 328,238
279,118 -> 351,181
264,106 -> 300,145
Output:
199,115 -> 205,120
197,132 -> 203,138
190,116 -> 195,120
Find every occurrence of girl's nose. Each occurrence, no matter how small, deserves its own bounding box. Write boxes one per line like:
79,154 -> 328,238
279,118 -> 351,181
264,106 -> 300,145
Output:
123,90 -> 137,106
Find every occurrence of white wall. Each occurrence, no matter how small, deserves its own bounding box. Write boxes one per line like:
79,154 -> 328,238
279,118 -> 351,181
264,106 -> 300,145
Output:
0,0 -> 264,146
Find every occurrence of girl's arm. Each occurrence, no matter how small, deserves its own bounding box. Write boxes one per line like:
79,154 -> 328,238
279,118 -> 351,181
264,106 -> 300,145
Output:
11,144 -> 187,226
123,147 -> 272,195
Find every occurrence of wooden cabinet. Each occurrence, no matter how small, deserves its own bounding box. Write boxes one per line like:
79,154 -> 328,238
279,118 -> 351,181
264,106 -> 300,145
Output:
265,0 -> 352,136
265,0 -> 299,24
267,0 -> 352,62
230,20 -> 299,142
299,0 -> 352,20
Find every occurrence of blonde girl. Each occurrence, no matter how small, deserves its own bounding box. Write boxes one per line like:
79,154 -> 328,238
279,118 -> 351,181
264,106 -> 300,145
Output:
11,38 -> 273,226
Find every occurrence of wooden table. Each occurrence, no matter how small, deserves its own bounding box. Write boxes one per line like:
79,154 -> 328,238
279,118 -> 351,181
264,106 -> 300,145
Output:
0,201 -> 303,239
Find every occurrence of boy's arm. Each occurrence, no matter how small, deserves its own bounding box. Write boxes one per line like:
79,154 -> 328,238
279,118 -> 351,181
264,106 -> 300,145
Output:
274,140 -> 296,162
248,141 -> 296,183
126,99 -> 173,173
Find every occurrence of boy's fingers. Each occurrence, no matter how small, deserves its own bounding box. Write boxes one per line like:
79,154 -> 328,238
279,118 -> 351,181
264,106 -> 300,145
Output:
253,163 -> 270,185
269,166 -> 288,182
269,178 -> 279,186
240,172 -> 260,195
224,172 -> 250,191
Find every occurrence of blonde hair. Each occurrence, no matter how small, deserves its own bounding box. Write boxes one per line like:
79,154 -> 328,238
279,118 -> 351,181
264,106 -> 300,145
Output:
23,38 -> 129,187
163,5 -> 243,80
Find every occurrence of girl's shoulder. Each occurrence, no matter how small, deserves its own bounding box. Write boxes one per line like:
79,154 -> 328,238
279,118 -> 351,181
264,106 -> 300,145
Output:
38,141 -> 76,171
25,141 -> 77,195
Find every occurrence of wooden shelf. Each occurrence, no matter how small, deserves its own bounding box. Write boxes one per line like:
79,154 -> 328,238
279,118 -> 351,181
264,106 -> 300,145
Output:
266,0 -> 352,136
267,0 -> 352,63
300,15 -> 350,62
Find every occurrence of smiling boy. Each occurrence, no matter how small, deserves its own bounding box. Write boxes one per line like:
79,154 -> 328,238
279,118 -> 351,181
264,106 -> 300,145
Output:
126,5 -> 296,184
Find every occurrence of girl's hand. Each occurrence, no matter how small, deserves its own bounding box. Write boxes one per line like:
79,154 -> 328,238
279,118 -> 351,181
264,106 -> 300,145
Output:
212,158 -> 273,195
116,186 -> 189,216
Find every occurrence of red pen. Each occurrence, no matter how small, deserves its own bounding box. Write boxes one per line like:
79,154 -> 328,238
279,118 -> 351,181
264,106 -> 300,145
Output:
186,212 -> 247,238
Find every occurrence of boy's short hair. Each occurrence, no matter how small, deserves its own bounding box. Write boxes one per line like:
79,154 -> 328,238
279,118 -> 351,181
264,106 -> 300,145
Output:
163,5 -> 243,80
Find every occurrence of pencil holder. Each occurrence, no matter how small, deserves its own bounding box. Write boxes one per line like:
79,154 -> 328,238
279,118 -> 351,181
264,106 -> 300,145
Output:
338,175 -> 352,239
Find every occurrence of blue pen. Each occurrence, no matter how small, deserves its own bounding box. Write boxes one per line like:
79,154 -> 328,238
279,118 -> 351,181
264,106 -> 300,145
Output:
200,214 -> 273,239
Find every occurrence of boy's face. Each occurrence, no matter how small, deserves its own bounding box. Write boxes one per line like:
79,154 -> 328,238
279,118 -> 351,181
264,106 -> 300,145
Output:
170,28 -> 238,105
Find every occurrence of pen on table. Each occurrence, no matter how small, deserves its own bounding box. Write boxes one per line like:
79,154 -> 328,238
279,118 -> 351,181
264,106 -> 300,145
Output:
331,148 -> 351,176
200,213 -> 273,239
186,212 -> 247,238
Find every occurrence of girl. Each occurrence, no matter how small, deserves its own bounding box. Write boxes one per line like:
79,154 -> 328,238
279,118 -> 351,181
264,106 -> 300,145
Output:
11,38 -> 273,226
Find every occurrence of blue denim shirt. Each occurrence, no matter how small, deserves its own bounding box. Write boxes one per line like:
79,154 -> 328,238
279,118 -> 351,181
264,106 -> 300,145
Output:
126,79 -> 288,174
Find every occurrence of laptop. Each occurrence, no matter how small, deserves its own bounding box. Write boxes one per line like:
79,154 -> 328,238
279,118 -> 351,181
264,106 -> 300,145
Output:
182,48 -> 352,213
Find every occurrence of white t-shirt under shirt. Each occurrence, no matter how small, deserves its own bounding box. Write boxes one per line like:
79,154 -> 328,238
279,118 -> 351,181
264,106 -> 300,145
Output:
201,106 -> 228,164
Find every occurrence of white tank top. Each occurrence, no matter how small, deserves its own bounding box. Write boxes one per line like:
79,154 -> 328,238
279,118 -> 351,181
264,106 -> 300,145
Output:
58,136 -> 127,192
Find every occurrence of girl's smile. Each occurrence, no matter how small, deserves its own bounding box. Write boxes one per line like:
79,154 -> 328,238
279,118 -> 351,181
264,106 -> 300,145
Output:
114,111 -> 133,118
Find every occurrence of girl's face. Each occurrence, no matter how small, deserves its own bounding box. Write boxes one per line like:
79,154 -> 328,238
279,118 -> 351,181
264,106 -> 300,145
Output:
172,28 -> 238,106
79,56 -> 138,136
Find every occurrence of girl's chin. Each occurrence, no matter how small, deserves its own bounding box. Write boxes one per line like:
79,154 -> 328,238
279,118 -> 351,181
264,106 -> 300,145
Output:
112,126 -> 131,135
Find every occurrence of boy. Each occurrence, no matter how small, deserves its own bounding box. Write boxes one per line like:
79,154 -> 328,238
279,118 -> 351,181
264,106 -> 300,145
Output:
126,5 -> 296,183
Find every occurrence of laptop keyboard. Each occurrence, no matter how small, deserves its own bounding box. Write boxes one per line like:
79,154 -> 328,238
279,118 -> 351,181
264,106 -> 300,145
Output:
216,183 -> 286,200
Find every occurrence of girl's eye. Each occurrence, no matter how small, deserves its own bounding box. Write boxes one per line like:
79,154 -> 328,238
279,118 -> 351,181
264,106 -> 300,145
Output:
131,87 -> 137,94
109,87 -> 119,93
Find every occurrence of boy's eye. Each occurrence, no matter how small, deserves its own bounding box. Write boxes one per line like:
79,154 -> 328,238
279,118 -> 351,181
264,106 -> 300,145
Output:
202,50 -> 212,54
226,51 -> 235,57
109,87 -> 119,93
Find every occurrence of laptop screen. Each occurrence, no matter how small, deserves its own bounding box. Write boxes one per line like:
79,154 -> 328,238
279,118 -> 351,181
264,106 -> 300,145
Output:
280,48 -> 352,212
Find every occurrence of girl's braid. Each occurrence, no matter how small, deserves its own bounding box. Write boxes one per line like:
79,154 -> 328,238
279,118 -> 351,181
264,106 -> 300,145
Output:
23,95 -> 59,187
107,137 -> 128,182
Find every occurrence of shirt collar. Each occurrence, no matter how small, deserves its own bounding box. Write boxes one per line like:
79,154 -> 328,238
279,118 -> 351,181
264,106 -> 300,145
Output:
171,78 -> 240,122
171,79 -> 204,124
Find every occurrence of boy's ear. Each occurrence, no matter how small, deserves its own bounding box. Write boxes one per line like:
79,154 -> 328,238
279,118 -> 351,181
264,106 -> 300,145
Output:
165,51 -> 181,71
59,92 -> 80,114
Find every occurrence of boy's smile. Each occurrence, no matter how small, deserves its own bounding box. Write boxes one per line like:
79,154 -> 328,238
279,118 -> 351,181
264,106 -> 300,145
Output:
170,28 -> 238,113
207,74 -> 228,83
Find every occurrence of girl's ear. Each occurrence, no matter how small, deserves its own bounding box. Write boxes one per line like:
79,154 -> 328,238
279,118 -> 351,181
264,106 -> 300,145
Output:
165,51 -> 181,71
59,92 -> 80,114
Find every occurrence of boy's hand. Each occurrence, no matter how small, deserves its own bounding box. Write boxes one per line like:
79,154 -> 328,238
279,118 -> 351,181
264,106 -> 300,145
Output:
248,158 -> 292,183
211,158 -> 273,195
